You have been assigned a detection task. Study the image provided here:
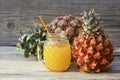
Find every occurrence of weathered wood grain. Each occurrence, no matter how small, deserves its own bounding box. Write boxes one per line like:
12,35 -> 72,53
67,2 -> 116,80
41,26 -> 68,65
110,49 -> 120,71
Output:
0,0 -> 119,47
0,46 -> 120,80
0,61 -> 120,80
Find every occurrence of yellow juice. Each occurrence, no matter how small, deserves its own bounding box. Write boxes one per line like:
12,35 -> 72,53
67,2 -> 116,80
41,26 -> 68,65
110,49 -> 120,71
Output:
43,41 -> 71,71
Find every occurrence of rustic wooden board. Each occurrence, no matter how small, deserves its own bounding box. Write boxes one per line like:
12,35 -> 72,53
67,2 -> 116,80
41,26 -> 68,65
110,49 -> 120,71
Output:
0,0 -> 119,47
0,46 -> 120,80
0,61 -> 120,80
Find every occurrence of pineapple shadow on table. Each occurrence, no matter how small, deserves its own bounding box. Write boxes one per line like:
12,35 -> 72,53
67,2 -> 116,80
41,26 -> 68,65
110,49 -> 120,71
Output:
68,62 -> 120,73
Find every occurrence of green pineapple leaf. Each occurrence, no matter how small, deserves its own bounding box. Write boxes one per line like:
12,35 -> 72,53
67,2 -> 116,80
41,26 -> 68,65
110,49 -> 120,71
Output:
17,20 -> 47,60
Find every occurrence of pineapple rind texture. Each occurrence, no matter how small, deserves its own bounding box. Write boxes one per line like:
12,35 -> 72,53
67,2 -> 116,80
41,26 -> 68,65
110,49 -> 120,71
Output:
72,33 -> 114,73
48,15 -> 82,44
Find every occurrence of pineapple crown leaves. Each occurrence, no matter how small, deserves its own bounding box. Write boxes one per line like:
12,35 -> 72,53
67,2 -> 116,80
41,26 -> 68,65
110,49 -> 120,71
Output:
81,9 -> 102,34
16,20 -> 47,60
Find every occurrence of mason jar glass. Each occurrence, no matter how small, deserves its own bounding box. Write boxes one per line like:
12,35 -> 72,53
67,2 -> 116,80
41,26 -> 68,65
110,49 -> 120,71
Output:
43,32 -> 71,71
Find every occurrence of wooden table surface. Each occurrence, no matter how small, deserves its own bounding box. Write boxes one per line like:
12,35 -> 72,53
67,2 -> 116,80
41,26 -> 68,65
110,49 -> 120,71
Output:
0,46 -> 120,80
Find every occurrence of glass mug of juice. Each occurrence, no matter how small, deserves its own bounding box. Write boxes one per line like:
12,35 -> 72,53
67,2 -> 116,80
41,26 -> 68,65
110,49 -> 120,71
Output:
43,32 -> 71,71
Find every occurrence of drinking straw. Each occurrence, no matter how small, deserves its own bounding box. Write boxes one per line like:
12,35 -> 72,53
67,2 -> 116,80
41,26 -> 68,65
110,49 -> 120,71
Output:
38,16 -> 63,46
38,16 -> 54,42
38,16 -> 50,34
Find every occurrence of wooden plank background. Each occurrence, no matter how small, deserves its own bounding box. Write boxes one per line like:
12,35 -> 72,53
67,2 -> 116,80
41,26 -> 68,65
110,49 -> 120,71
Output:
0,0 -> 119,47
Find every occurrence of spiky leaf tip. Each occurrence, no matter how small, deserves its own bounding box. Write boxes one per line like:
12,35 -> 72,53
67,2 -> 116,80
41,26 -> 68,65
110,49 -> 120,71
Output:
82,9 -> 102,34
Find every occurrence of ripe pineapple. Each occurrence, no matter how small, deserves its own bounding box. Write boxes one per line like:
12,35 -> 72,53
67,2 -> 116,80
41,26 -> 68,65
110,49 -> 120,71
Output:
48,15 -> 82,44
72,9 -> 114,73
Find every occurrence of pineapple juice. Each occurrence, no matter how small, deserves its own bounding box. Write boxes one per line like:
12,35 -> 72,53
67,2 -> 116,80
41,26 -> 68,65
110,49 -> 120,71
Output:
43,33 -> 71,71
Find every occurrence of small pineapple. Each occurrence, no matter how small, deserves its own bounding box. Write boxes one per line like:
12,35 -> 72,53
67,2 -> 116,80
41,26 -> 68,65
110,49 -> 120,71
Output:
48,15 -> 82,44
17,20 -> 47,60
72,9 -> 114,72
